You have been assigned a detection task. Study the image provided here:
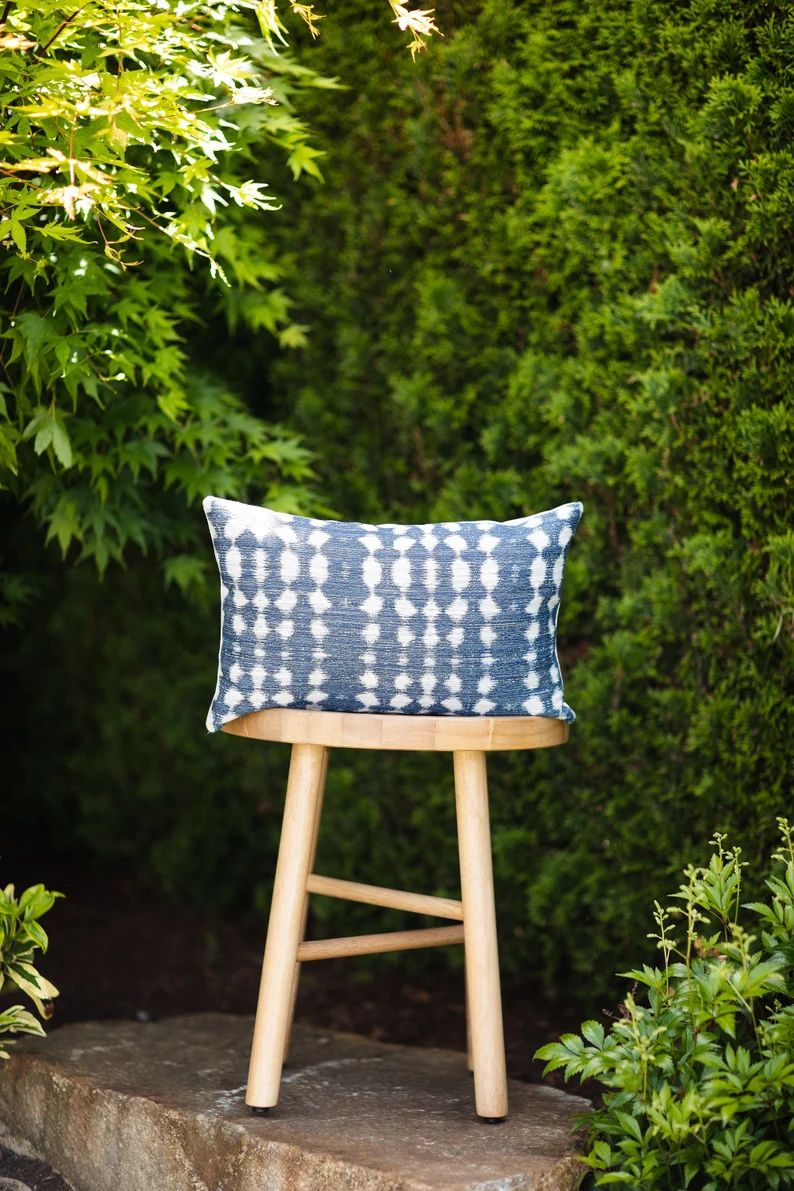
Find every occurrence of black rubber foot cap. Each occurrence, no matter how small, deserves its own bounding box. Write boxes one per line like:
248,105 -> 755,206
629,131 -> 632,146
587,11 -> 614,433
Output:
251,1107 -> 270,1116
480,1116 -> 506,1125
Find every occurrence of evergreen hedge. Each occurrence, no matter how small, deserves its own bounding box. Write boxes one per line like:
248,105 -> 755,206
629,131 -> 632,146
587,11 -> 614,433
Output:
5,0 -> 792,1000
263,0 -> 793,992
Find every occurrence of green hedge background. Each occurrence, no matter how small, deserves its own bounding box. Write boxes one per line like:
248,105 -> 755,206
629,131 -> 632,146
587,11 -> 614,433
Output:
4,0 -> 792,999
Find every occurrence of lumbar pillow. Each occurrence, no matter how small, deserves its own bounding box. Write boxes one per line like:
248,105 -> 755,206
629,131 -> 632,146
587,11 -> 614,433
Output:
203,496 -> 582,731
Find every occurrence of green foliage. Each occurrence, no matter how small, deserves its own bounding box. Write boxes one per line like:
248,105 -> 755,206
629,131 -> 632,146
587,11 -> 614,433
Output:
0,882 -> 61,1058
0,0 -> 442,948
537,823 -> 794,1189
0,0 -> 326,579
3,0 -> 793,1003
252,0 -> 793,990
255,0 -> 442,58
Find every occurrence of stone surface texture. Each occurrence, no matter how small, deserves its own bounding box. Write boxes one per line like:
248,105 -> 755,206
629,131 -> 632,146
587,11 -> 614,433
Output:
0,1015 -> 589,1191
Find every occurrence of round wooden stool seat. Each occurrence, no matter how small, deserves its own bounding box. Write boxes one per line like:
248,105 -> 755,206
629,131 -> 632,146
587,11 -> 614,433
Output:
222,707 -> 569,752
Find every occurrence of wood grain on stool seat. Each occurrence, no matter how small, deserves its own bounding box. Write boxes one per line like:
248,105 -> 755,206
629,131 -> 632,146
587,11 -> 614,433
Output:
222,708 -> 569,752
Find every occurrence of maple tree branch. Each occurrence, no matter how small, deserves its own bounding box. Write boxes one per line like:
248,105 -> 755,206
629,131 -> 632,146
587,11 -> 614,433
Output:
36,2 -> 90,56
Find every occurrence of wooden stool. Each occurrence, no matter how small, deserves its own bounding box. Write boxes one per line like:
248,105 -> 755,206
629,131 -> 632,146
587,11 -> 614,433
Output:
223,708 -> 568,1121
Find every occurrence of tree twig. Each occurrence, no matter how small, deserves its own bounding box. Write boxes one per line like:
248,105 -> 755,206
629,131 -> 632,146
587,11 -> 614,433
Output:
36,2 -> 90,56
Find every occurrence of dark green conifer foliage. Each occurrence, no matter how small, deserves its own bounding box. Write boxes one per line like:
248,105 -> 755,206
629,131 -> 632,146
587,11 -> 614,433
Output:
262,0 -> 793,990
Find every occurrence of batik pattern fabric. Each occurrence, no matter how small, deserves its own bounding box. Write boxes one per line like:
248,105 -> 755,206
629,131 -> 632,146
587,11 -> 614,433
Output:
203,496 -> 583,731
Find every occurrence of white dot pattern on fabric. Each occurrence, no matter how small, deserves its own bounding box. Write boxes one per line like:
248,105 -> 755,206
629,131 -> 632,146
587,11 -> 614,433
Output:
203,497 -> 583,731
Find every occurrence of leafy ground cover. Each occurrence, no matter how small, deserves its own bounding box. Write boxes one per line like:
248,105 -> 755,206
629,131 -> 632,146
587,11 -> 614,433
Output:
0,882 -> 59,1057
539,822 -> 794,1188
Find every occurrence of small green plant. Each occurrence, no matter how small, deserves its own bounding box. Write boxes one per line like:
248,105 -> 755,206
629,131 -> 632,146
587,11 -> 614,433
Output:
0,883 -> 61,1058
537,820 -> 794,1189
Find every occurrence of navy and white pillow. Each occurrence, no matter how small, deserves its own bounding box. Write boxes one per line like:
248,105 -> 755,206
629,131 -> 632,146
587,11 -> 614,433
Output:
203,496 -> 582,731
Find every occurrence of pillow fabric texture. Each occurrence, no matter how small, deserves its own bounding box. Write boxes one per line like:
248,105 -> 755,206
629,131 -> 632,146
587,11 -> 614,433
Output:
203,496 -> 583,732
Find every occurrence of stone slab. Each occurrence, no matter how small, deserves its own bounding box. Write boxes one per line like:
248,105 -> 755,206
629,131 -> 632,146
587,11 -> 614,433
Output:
0,1015 -> 590,1191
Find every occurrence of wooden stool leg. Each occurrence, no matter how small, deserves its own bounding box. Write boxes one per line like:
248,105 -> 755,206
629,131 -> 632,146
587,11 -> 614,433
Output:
453,750 -> 508,1120
282,747 -> 329,1062
247,742 -> 328,1109
465,970 -> 474,1073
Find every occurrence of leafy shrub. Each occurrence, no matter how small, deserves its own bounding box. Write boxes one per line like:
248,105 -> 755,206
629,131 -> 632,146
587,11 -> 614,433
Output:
0,883 -> 60,1058
537,821 -> 794,1189
0,0 -> 327,590
0,0 -> 438,588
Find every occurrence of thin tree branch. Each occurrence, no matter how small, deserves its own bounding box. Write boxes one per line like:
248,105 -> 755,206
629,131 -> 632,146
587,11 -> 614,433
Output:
36,2 -> 90,56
